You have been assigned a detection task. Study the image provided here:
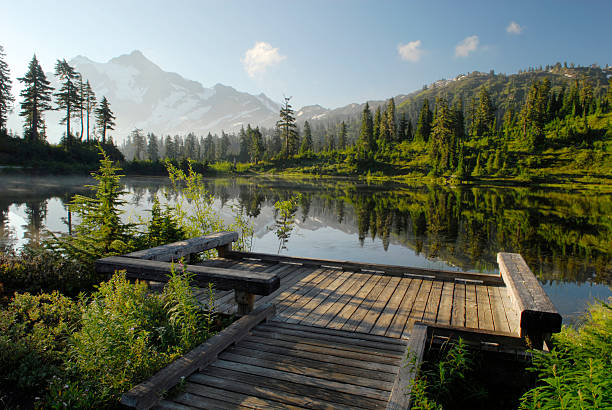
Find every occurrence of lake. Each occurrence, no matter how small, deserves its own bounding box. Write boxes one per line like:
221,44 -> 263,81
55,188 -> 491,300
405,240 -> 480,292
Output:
1,174 -> 610,324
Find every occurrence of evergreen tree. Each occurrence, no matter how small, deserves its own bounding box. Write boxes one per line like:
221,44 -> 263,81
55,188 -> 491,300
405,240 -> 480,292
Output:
147,133 -> 159,161
398,113 -> 407,142
300,120 -> 313,153
84,80 -> 96,142
385,98 -> 396,142
204,132 -> 215,162
219,131 -> 230,160
95,96 -> 115,143
415,99 -> 433,142
429,98 -> 454,174
358,102 -> 375,155
0,45 -> 15,135
77,73 -> 84,140
131,129 -> 146,160
277,97 -> 298,157
164,135 -> 175,159
521,80 -> 550,151
473,88 -> 495,137
238,126 -> 249,162
248,126 -> 264,164
337,121 -> 347,150
54,59 -> 80,145
18,55 -> 53,141
373,106 -> 382,142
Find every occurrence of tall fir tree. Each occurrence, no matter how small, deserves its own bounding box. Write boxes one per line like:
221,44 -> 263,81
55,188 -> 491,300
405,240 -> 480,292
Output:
204,132 -> 215,161
300,120 -> 313,153
84,80 -> 96,142
18,55 -> 53,142
248,126 -> 264,164
385,98 -> 396,142
95,96 -> 115,143
131,129 -> 146,160
373,106 -> 382,142
147,133 -> 159,161
238,126 -> 249,162
219,131 -> 230,160
164,135 -> 175,159
54,59 -> 80,145
473,87 -> 495,138
277,96 -> 298,158
358,103 -> 375,155
337,121 -> 347,150
429,98 -> 455,174
415,98 -> 433,142
0,45 -> 15,135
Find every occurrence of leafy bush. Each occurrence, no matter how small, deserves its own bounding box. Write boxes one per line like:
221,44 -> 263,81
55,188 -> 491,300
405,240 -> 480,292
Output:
520,301 -> 612,409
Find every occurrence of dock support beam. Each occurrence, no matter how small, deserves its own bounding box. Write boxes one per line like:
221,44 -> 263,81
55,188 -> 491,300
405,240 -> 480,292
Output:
235,290 -> 255,316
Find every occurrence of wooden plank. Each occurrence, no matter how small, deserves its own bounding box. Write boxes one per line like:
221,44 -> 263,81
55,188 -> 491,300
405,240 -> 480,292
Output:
476,284 -> 494,331
194,367 -> 387,409
386,323 -> 428,410
421,280 -> 443,323
220,348 -> 394,391
271,268 -> 333,312
340,276 -> 393,332
422,322 -> 526,350
370,278 -> 411,336
210,359 -> 391,402
465,284 -> 478,329
171,391 -> 242,410
497,253 -> 562,336
250,329 -> 403,360
310,272 -> 373,328
385,279 -> 422,339
326,273 -> 385,330
498,286 -> 521,335
126,231 -> 238,261
182,382 -> 301,410
355,277 -> 402,334
436,281 -> 454,326
246,335 -> 402,366
120,304 -> 275,409
96,256 -> 280,295
188,373 -> 358,410
237,339 -> 399,374
255,266 -> 315,306
450,282 -> 465,328
402,280 -> 433,338
227,250 -> 504,284
283,269 -> 352,324
298,271 -> 365,327
254,323 -> 405,354
489,285 -> 511,333
266,321 -> 406,346
154,400 -> 194,410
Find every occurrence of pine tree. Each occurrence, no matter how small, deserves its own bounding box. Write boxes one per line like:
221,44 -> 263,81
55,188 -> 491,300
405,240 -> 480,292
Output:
521,80 -> 549,151
385,98 -> 396,142
276,97 -> 298,158
473,88 -> 495,138
205,132 -> 215,162
337,121 -> 347,150
54,59 -> 80,145
147,133 -> 159,161
220,131 -> 230,160
77,73 -> 84,140
300,120 -> 313,153
84,80 -> 96,142
0,45 -> 15,135
398,113 -> 407,142
95,96 -> 115,143
238,126 -> 249,162
415,99 -> 433,142
358,102 -> 375,155
249,126 -> 264,164
429,98 -> 454,174
131,129 -> 146,160
373,106 -> 382,142
18,55 -> 53,142
164,135 -> 175,159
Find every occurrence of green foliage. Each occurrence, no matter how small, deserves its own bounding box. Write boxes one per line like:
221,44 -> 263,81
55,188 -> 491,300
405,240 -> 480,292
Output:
273,195 -> 301,253
520,301 -> 612,409
146,196 -> 185,247
49,147 -> 134,264
17,55 -> 54,142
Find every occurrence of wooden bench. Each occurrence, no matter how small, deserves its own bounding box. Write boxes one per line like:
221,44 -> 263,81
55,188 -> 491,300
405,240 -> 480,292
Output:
498,252 -> 562,348
95,232 -> 278,315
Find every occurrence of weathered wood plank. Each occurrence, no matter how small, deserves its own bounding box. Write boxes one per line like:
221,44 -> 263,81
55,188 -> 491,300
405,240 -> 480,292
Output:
182,382 -> 301,410
341,275 -> 393,332
96,256 -> 279,295
326,274 -> 385,330
402,280 -> 433,338
369,278 -> 411,336
497,253 -> 562,338
195,367 -> 387,409
385,279 -> 422,339
488,285 -> 511,333
387,323 -> 428,410
465,284 -> 478,329
421,280 -> 443,323
498,286 -> 521,335
126,231 -> 238,262
476,284 -> 494,331
226,250 -> 504,284
188,373 -> 358,410
436,281 -> 454,326
422,322 -> 526,350
120,304 -> 275,409
211,359 -> 391,402
451,282 -> 465,328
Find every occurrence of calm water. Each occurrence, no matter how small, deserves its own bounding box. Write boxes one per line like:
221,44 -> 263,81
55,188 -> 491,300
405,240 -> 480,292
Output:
1,175 -> 610,324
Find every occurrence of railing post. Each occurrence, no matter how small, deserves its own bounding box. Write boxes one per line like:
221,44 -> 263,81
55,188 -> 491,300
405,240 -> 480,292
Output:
217,243 -> 232,258
235,290 -> 255,316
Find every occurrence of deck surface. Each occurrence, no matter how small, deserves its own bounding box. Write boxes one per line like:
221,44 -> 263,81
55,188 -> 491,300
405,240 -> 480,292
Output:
158,254 -> 520,409
194,256 -> 520,338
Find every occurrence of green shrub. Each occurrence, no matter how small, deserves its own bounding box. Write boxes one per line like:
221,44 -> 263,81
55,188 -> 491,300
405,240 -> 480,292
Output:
520,301 -> 612,409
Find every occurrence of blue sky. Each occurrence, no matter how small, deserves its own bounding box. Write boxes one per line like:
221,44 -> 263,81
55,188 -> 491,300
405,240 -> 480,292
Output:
1,0 -> 610,109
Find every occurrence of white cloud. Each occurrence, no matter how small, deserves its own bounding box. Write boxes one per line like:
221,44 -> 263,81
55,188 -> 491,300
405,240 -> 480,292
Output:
506,21 -> 523,35
397,40 -> 423,62
455,35 -> 479,58
242,42 -> 286,77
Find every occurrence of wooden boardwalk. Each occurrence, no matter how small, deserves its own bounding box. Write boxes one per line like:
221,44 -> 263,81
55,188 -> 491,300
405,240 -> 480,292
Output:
98,232 -> 561,409
195,254 -> 520,339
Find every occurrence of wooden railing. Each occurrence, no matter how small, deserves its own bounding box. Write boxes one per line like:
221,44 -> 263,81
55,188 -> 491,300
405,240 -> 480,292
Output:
95,231 -> 279,315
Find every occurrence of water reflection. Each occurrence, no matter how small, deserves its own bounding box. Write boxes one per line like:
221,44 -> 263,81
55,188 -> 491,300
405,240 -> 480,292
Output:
0,175 -> 609,320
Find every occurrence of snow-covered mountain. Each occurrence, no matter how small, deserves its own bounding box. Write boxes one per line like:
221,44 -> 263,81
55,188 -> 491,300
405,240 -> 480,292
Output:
24,51 -> 282,142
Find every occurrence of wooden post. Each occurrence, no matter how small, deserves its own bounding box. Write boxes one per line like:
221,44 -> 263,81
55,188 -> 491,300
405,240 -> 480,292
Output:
235,290 -> 255,316
216,243 -> 232,258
